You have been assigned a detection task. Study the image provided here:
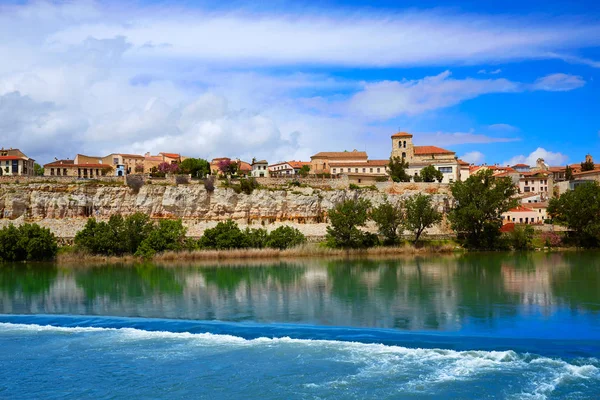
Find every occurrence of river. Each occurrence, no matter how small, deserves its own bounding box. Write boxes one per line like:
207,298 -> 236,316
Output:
1,252 -> 599,399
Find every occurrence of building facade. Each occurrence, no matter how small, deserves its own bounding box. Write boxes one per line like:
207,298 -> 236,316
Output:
43,159 -> 113,178
251,160 -> 269,178
310,150 -> 368,174
0,148 -> 35,176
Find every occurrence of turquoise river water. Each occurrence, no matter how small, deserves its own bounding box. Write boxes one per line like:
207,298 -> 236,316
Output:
0,252 -> 599,399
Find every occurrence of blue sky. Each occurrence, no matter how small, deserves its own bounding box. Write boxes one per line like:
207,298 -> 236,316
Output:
1,0 -> 599,166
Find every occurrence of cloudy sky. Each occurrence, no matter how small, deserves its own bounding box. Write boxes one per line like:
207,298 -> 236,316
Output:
1,0 -> 599,166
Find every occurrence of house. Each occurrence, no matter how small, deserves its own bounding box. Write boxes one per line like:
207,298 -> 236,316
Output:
519,192 -> 547,204
144,152 -> 185,173
43,159 -> 112,178
457,159 -> 471,181
238,161 -> 252,176
330,159 -> 389,184
390,132 -> 461,183
310,150 -> 368,174
269,161 -> 310,177
251,160 -> 269,178
210,157 -> 231,175
511,163 -> 531,173
0,148 -> 35,176
502,205 -> 544,225
518,171 -> 552,195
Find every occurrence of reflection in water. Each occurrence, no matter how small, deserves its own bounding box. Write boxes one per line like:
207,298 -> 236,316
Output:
0,253 -> 599,332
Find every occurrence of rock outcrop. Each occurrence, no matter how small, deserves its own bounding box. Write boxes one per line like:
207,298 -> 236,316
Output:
0,183 -> 453,238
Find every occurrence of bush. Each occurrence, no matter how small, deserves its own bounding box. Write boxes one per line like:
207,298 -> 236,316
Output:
199,220 -> 248,249
267,226 -> 307,249
370,199 -> 403,245
135,219 -> 188,258
239,177 -> 259,194
508,225 -> 535,250
126,175 -> 144,193
204,177 -> 215,192
0,223 -> 58,262
541,231 -> 562,248
244,227 -> 269,249
349,183 -> 360,190
175,175 -> 189,185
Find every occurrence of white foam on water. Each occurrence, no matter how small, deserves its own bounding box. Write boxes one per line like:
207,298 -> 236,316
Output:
2,321 -> 599,398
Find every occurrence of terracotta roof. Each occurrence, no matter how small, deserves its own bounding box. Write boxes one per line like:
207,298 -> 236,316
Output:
413,146 -> 455,155
74,163 -> 113,169
573,169 -> 600,177
500,223 -> 515,233
511,163 -> 530,168
288,161 -> 310,169
145,156 -> 163,161
457,159 -> 470,166
160,152 -> 181,159
119,154 -> 144,158
43,160 -> 75,167
238,161 -> 252,172
508,205 -> 536,213
520,171 -> 549,178
391,132 -> 413,138
0,156 -> 26,161
252,160 -> 268,165
330,159 -> 389,167
311,151 -> 368,160
529,202 -> 548,209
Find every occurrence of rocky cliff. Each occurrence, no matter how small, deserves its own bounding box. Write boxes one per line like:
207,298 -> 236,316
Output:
0,182 -> 453,238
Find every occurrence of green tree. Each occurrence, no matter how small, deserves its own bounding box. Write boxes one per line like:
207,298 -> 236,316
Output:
179,158 -> 211,178
565,165 -> 573,180
507,225 -> 535,250
581,156 -> 595,172
325,197 -> 374,248
267,226 -> 307,249
388,156 -> 410,182
404,194 -> 442,244
199,220 -> 248,249
74,218 -> 122,255
243,227 -> 269,249
122,213 -> 154,254
0,223 -> 58,261
135,219 -> 188,257
370,199 -> 403,245
548,181 -> 600,247
448,169 -> 518,249
34,163 -> 44,176
419,165 -> 444,183
299,165 -> 311,177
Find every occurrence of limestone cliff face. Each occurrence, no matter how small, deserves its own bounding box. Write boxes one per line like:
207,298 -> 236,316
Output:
0,183 -> 453,237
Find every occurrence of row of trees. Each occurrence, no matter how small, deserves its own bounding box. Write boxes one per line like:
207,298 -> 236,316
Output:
325,193 -> 442,248
74,214 -> 307,257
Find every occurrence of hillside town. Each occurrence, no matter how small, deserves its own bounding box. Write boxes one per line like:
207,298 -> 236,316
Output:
1,131 -> 599,227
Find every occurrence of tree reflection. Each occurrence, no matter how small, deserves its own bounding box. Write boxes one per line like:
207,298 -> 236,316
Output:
0,264 -> 57,296
551,252 -> 600,312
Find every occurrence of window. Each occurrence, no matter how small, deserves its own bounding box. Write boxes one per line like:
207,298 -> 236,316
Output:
332,168 -> 336,173
63,168 -> 67,176
524,187 -> 530,192
377,168 -> 380,173
525,180 -> 528,185
402,152 -> 406,158
439,167 -> 453,173
370,168 -> 373,173
50,168 -> 55,176
355,168 -> 358,173
403,141 -> 407,148
398,142 -> 402,148
362,168 -> 366,173
449,178 -> 454,183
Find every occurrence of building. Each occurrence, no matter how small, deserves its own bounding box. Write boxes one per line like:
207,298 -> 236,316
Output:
503,205 -> 544,225
390,132 -> 461,183
210,158 -> 231,175
144,152 -> 185,173
251,160 -> 269,178
43,159 -> 113,178
269,161 -> 310,177
518,171 -> 552,195
0,148 -> 35,176
310,150 -> 368,175
330,159 -> 389,184
511,163 -> 531,173
238,161 -> 252,176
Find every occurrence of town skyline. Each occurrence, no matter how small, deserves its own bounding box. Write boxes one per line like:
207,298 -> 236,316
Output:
1,0 -> 599,167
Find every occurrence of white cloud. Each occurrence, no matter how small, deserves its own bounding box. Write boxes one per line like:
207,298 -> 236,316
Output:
478,69 -> 502,75
0,1 -> 594,164
503,147 -> 569,167
347,71 -> 520,119
531,73 -> 586,91
460,151 -> 486,164
488,123 -> 519,132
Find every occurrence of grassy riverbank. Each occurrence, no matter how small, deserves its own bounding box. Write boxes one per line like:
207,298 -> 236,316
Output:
56,241 -> 461,264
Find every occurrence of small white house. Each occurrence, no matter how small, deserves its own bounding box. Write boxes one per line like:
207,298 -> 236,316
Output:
251,160 -> 269,178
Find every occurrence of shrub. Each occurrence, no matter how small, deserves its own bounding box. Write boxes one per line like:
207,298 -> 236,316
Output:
267,226 -> 307,249
135,219 -> 188,258
375,176 -> 389,183
349,183 -> 360,190
175,175 -> 189,185
204,176 -> 215,192
126,175 -> 144,193
199,220 -> 248,249
0,223 -> 58,262
239,177 -> 259,194
74,217 -> 124,255
243,227 -> 269,249
541,231 -> 562,248
404,194 -> 442,244
508,225 -> 535,250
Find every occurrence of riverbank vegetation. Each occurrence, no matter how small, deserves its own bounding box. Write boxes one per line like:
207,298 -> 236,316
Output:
0,223 -> 57,261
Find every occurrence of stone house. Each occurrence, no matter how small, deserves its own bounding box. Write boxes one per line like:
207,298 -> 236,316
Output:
330,159 -> 389,184
310,150 -> 368,174
269,161 -> 310,177
0,148 -> 35,176
43,159 -> 112,178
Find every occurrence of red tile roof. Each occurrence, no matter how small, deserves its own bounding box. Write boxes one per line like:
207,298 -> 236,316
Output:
119,154 -> 144,158
391,132 -> 413,138
508,205 -> 535,213
457,159 -> 470,166
573,169 -> 600,177
288,161 -> 310,169
238,161 -> 252,172
311,151 -> 368,160
511,163 -> 530,168
160,152 -> 181,159
0,156 -> 26,161
43,160 -> 75,167
413,146 -> 455,155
